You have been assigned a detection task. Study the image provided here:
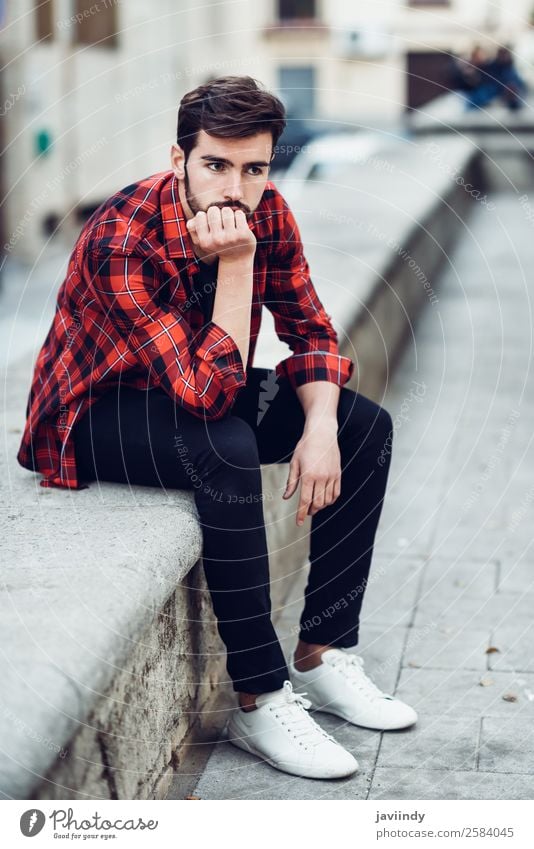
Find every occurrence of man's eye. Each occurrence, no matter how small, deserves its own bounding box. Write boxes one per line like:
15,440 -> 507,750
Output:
207,163 -> 265,175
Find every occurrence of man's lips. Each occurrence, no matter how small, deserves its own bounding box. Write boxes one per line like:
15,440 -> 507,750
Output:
211,203 -> 250,214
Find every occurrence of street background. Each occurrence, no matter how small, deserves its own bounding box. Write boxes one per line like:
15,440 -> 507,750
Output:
1,0 -> 534,804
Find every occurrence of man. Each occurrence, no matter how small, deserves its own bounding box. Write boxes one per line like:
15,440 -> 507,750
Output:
17,75 -> 416,781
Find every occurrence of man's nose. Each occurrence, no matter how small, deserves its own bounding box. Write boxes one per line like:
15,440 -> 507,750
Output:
224,174 -> 244,202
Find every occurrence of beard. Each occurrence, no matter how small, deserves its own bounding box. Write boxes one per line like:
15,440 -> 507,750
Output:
183,162 -> 254,220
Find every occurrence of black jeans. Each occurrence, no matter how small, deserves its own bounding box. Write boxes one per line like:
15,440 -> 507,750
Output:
72,367 -> 393,694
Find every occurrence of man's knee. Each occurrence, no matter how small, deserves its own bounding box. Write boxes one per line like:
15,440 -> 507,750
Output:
375,405 -> 393,442
200,414 -> 260,471
338,389 -> 393,445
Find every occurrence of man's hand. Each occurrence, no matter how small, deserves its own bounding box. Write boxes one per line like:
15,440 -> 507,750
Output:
283,422 -> 342,526
186,206 -> 256,263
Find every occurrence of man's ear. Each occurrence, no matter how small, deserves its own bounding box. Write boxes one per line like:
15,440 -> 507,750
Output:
170,144 -> 186,179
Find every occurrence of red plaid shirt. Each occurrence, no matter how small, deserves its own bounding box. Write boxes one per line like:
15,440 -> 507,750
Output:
17,170 -> 355,490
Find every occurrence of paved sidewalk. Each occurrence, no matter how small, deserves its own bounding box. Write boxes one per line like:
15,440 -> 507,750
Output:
188,189 -> 534,800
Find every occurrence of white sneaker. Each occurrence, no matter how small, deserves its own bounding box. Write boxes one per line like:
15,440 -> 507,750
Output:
226,680 -> 358,779
290,648 -> 418,731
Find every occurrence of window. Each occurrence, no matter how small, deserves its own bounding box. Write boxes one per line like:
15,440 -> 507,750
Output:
72,0 -> 118,47
35,0 -> 54,42
278,66 -> 316,118
278,0 -> 317,22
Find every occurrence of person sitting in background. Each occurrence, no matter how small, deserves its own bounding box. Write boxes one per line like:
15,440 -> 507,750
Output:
453,44 -> 528,111
450,45 -> 489,95
485,46 -> 528,111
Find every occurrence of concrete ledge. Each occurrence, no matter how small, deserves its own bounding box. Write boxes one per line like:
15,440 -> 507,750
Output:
407,92 -> 534,193
1,136 -> 480,799
407,91 -> 534,137
0,366 -> 310,800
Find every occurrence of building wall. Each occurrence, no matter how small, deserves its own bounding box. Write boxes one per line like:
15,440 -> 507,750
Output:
2,0 -> 533,260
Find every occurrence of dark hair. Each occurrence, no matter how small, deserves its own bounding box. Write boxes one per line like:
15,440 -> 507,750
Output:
177,75 -> 286,161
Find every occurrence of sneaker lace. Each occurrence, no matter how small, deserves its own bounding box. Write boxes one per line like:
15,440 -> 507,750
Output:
271,681 -> 338,749
328,653 -> 390,701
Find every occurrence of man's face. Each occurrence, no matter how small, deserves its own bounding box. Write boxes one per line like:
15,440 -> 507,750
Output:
170,129 -> 273,221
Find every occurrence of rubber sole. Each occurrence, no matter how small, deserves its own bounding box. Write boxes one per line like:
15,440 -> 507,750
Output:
310,702 -> 418,731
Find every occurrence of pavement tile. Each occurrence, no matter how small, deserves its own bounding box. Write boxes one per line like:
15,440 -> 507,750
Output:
376,715 -> 480,771
359,556 -> 424,628
369,767 -> 532,800
377,488 -> 442,553
420,556 -> 499,599
428,528 -> 512,561
413,583 -> 533,631
395,667 -> 534,718
403,624 -> 491,671
487,620 -> 534,673
478,717 -> 534,774
497,559 -> 534,595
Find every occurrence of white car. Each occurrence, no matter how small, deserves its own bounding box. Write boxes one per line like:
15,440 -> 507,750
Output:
278,130 -> 400,202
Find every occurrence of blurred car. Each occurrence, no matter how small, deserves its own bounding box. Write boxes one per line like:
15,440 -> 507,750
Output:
276,129 -> 404,202
269,117 -> 353,174
269,118 -> 317,174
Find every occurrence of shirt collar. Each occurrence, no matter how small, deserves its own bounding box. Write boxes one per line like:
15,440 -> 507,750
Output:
160,172 -> 197,260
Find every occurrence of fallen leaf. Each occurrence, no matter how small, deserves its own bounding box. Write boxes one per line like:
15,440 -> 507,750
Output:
502,693 -> 518,703
485,646 -> 500,654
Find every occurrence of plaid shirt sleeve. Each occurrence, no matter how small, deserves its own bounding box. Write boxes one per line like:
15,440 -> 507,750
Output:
265,197 -> 355,390
85,248 -> 247,419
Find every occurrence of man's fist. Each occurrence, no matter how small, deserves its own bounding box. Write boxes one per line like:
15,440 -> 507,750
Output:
186,206 -> 256,263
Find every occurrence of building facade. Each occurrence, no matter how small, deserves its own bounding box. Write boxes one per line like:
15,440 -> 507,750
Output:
1,0 -> 533,261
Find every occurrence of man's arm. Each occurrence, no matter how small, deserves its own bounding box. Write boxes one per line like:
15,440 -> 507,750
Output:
296,381 -> 340,429
213,256 -> 253,370
283,381 -> 343,525
84,245 -> 247,421
186,206 -> 255,370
